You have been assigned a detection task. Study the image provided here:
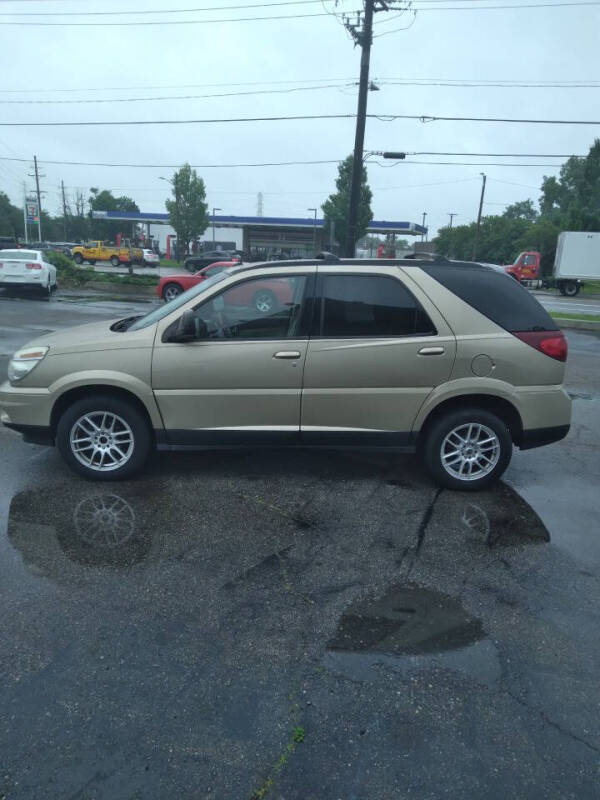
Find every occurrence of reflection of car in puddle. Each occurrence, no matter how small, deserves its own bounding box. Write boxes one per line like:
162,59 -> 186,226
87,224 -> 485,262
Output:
326,584 -> 501,686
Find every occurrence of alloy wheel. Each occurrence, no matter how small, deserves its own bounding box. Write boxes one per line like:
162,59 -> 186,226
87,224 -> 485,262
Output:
164,285 -> 182,302
69,411 -> 135,472
254,291 -> 274,313
440,423 -> 500,481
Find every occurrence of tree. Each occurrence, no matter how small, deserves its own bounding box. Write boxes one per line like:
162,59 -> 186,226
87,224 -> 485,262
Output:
165,164 -> 209,260
0,191 -> 22,240
322,155 -> 373,253
503,199 -> 538,222
89,188 -> 139,241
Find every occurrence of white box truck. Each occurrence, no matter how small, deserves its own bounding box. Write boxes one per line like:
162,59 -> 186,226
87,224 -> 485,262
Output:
551,231 -> 600,297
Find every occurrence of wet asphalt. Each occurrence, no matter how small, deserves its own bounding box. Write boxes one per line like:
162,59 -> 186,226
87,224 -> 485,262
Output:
0,295 -> 599,800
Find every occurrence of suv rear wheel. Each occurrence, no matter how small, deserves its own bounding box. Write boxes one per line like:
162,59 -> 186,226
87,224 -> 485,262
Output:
421,407 -> 512,490
56,395 -> 152,480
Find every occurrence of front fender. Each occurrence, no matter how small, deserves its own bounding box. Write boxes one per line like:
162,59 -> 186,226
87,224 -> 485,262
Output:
49,370 -> 164,428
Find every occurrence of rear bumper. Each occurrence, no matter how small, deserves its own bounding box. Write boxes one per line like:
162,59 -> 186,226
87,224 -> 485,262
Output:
519,424 -> 570,450
0,279 -> 45,288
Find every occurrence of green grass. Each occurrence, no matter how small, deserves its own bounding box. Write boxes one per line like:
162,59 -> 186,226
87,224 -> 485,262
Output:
551,311 -> 600,322
93,272 -> 158,286
581,281 -> 600,295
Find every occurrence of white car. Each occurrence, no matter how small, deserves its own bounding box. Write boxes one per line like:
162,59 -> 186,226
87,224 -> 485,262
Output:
142,249 -> 160,267
0,249 -> 57,297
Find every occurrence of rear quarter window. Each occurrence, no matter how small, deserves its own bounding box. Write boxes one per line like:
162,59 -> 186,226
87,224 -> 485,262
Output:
423,264 -> 558,332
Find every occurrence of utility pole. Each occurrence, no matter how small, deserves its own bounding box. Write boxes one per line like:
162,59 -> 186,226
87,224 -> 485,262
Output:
32,156 -> 43,242
344,0 -> 374,257
448,213 -> 457,228
257,192 -> 263,217
471,172 -> 487,261
308,207 -> 317,254
421,211 -> 427,242
212,207 -> 221,243
22,182 -> 28,244
61,180 -> 69,239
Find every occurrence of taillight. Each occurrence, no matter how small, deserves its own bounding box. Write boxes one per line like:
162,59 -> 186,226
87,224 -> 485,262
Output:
513,331 -> 567,362
26,262 -> 42,270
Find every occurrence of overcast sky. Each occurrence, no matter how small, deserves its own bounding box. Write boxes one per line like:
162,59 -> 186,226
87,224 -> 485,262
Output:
0,0 -> 598,238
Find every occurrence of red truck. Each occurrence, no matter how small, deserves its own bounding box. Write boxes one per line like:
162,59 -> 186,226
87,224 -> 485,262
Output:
504,251 -> 541,283
502,233 -> 599,297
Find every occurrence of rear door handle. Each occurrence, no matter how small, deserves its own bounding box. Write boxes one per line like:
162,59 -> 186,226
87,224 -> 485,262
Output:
273,350 -> 301,359
418,346 -> 445,355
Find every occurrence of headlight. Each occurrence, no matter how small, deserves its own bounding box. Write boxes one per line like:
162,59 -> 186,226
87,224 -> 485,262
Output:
7,346 -> 49,383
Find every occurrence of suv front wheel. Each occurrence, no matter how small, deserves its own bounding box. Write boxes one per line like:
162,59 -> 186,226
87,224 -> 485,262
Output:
421,407 -> 512,490
56,395 -> 152,480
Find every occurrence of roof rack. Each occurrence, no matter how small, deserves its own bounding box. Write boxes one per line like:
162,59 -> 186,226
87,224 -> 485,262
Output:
230,254 -> 453,276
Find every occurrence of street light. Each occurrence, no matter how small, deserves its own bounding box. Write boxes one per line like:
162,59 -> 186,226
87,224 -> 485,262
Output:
212,207 -> 221,243
308,207 -> 317,255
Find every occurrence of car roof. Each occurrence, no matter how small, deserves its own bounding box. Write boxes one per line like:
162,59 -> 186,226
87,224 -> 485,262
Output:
226,255 -> 498,276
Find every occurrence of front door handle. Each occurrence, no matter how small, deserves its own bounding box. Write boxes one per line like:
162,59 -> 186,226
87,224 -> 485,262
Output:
273,350 -> 301,359
418,346 -> 445,355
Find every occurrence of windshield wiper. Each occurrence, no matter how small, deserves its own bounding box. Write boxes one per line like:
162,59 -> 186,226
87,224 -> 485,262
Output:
110,315 -> 143,332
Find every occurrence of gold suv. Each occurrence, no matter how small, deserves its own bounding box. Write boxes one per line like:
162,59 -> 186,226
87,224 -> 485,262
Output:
1,258 -> 571,490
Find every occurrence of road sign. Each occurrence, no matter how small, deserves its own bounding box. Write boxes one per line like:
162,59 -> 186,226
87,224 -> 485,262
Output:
26,200 -> 39,224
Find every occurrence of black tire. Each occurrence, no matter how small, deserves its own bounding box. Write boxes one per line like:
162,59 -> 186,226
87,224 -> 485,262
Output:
73,253 -> 83,264
559,286 -> 566,296
253,288 -> 276,314
41,279 -> 52,301
162,282 -> 183,302
421,407 -> 513,491
88,259 -> 96,266
563,281 -> 579,297
56,394 -> 152,481
110,255 -> 120,267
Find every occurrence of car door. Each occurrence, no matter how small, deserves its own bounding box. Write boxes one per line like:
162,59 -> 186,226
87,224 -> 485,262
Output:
300,268 -> 456,445
152,269 -> 315,446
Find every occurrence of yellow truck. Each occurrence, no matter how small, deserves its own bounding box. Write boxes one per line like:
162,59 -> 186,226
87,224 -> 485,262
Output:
72,240 -> 143,268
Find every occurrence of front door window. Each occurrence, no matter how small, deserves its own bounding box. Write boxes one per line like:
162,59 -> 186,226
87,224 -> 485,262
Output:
189,274 -> 308,340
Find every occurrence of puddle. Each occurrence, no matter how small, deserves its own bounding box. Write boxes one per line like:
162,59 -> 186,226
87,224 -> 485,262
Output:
7,489 -> 152,570
325,584 -> 501,685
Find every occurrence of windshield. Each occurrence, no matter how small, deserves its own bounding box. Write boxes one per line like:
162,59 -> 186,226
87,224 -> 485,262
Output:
1,250 -> 40,260
128,270 -> 230,331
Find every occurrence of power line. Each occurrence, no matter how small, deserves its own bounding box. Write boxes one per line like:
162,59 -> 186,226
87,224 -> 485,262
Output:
379,151 -> 586,157
0,76 -> 595,94
0,9 -> 358,25
0,82 -> 355,105
0,155 -> 343,168
1,112 -> 599,126
0,153 -> 567,169
0,0 -> 345,15
0,0 -> 596,23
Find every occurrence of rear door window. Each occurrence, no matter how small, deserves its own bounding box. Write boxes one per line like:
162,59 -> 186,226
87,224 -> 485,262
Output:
316,274 -> 436,338
423,264 -> 558,332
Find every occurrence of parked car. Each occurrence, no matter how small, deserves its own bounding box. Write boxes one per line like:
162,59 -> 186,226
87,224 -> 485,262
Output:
142,249 -> 160,267
72,241 -> 143,267
0,248 -> 57,297
1,257 -> 570,488
183,251 -> 241,272
158,260 -> 238,302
